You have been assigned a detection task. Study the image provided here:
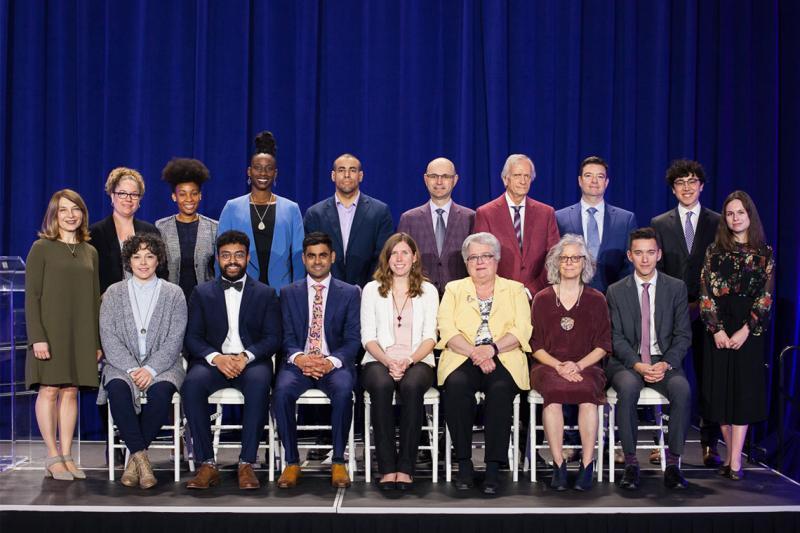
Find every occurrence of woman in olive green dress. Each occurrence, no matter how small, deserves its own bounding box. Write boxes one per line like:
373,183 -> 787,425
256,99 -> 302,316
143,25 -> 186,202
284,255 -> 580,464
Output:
25,189 -> 102,480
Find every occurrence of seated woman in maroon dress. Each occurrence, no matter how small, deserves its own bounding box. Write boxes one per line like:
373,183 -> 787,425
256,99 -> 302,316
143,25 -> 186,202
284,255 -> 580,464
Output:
530,234 -> 612,491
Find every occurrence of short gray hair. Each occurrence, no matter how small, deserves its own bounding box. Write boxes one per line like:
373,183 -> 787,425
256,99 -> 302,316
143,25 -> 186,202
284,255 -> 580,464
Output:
461,232 -> 502,263
501,154 -> 536,182
545,234 -> 596,285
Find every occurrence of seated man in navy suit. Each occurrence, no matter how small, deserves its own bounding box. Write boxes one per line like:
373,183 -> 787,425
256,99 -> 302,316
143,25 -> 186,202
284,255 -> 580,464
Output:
182,230 -> 281,490
273,232 -> 361,488
555,156 -> 637,293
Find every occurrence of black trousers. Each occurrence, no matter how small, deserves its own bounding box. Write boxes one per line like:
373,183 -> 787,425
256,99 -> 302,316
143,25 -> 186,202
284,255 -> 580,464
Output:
106,379 -> 176,454
610,368 -> 691,456
443,358 -> 519,464
362,361 -> 434,475
691,317 -> 721,447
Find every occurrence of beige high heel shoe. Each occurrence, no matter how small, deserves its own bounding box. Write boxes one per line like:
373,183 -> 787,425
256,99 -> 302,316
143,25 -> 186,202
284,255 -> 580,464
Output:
61,454 -> 86,480
44,455 -> 74,481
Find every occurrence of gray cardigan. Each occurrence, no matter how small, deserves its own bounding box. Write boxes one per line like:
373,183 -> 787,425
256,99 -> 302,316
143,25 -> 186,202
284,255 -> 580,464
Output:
155,214 -> 218,286
97,279 -> 187,412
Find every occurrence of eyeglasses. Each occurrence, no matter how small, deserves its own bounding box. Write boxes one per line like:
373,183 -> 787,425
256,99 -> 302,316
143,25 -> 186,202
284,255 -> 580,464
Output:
559,255 -> 585,264
113,191 -> 142,201
219,251 -> 247,261
425,173 -> 455,181
673,178 -> 700,188
251,165 -> 276,174
467,253 -> 495,264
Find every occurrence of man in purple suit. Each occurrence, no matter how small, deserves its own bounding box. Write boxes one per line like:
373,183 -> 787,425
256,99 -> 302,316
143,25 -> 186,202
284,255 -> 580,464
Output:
398,157 -> 475,295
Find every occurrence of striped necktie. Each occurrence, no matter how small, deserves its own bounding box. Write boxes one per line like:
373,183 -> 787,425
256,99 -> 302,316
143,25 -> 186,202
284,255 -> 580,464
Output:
512,206 -> 523,250
684,211 -> 695,253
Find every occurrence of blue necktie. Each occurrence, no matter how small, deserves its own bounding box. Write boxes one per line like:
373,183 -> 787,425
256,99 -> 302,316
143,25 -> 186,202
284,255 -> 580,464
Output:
586,207 -> 600,261
684,211 -> 695,253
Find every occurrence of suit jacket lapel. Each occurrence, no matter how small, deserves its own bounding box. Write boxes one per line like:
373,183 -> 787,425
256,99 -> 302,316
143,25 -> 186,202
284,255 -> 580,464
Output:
323,279 -> 337,339
599,205 -> 613,252
238,277 -> 253,334
568,203 -> 582,236
323,198 -> 344,257
297,281 -> 310,343
625,277 -> 642,348
494,196 -> 522,259
349,195 -> 369,253
417,204 -> 438,256
670,208 -> 690,257
213,280 -> 230,335
522,197 -> 537,259
653,279 -> 664,348
692,208 -> 713,258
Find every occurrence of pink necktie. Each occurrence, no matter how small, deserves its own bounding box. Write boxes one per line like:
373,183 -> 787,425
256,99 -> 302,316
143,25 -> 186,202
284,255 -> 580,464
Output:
640,283 -> 652,364
307,284 -> 324,356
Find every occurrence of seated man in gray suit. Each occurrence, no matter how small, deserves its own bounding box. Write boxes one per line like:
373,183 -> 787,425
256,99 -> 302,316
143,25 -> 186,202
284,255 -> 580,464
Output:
397,157 -> 475,296
606,227 -> 692,490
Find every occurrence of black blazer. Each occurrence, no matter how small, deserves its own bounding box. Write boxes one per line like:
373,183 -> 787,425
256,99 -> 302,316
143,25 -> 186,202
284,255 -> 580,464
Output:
88,215 -> 165,293
651,206 -> 720,302
184,276 -> 282,367
303,193 -> 394,287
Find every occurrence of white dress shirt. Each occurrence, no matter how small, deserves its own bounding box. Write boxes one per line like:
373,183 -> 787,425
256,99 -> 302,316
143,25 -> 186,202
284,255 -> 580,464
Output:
429,199 -> 452,228
205,275 -> 255,366
581,199 -> 605,243
505,192 -> 526,240
288,274 -> 342,368
677,203 -> 701,235
634,270 -> 662,356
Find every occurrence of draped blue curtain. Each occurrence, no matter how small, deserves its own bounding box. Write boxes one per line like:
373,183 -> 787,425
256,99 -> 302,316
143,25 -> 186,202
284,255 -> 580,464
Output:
1,0 -> 798,477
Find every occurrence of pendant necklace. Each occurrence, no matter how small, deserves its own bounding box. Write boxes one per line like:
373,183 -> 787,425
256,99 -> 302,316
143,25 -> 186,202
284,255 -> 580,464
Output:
132,280 -> 159,335
392,291 -> 411,329
64,241 -> 78,257
555,284 -> 583,331
251,193 -> 275,231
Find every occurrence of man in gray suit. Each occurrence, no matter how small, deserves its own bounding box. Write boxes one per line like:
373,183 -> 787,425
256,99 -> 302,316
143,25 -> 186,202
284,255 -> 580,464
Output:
606,227 -> 692,490
397,157 -> 475,295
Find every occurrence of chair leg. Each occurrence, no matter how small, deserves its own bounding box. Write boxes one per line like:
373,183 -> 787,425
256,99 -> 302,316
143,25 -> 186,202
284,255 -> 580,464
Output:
608,403 -> 616,483
107,403 -> 115,481
657,407 -> 666,472
531,400 -> 537,483
596,404 -> 604,482
268,415 -> 275,482
445,426 -> 452,483
348,402 -> 356,477
512,396 -> 519,482
173,400 -> 181,482
212,404 -> 223,463
364,400 -> 371,483
432,401 -> 439,483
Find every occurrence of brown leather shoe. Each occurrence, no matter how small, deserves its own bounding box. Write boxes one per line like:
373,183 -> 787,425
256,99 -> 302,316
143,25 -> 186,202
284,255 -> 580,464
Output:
238,463 -> 260,490
186,463 -> 220,489
331,463 -> 351,488
703,446 -> 724,467
277,464 -> 301,488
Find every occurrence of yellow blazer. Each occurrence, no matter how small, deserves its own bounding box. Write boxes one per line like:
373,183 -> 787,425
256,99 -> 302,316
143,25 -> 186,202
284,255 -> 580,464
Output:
436,276 -> 532,390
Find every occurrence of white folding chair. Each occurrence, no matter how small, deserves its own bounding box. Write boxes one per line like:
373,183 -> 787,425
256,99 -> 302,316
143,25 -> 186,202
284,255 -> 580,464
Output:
526,389 -> 605,482
107,392 -> 182,482
606,386 -> 669,482
363,387 -> 440,483
188,387 -> 278,481
444,392 -> 521,482
277,389 -> 356,476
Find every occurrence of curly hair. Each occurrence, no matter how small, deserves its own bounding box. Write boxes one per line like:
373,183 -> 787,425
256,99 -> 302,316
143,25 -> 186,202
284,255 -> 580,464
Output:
121,233 -> 167,273
38,189 -> 91,242
105,167 -> 145,196
252,131 -> 277,159
664,159 -> 706,186
373,233 -> 427,298
161,158 -> 210,190
544,234 -> 595,285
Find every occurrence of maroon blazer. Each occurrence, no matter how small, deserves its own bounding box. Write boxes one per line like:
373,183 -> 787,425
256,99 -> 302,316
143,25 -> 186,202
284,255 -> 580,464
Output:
473,194 -> 560,297
397,201 -> 475,295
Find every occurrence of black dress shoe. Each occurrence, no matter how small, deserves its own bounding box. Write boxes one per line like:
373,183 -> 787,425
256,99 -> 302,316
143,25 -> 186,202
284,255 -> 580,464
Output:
619,464 -> 640,490
550,461 -> 568,491
481,479 -> 498,495
574,462 -> 594,491
396,479 -> 414,491
727,467 -> 745,481
703,446 -> 724,467
378,480 -> 396,491
454,461 -> 475,490
664,464 -> 689,489
717,464 -> 731,476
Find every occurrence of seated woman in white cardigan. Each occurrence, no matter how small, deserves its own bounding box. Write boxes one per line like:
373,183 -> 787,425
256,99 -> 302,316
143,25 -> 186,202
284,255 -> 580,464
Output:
97,234 -> 187,489
360,233 -> 439,491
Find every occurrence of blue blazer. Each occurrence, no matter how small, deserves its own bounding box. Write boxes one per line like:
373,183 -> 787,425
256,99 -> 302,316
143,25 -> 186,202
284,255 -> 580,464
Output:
217,193 -> 305,290
555,202 -> 637,292
303,193 -> 394,287
184,276 -> 282,367
280,277 -> 362,371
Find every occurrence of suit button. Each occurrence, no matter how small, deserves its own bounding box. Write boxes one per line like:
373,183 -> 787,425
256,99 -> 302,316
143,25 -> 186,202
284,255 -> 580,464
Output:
521,266 -> 526,271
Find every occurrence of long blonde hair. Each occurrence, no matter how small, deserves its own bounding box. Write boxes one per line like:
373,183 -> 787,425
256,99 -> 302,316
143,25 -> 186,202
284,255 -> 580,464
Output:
373,233 -> 427,298
38,189 -> 91,242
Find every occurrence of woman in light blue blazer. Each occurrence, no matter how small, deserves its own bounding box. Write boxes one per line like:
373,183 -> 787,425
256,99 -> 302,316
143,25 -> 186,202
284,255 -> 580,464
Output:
217,131 -> 304,289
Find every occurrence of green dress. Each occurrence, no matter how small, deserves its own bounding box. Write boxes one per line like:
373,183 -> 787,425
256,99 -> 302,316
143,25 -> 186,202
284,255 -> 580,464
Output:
25,238 -> 101,389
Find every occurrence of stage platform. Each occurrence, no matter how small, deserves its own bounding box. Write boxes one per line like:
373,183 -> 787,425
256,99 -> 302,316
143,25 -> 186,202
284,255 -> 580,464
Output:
1,438 -> 799,533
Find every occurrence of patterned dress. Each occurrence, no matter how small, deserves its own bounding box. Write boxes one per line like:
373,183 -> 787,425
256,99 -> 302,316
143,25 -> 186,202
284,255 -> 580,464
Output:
699,243 -> 774,424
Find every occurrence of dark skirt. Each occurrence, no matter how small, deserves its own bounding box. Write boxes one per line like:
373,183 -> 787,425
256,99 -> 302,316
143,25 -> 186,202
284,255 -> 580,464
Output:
530,363 -> 606,407
701,295 -> 767,425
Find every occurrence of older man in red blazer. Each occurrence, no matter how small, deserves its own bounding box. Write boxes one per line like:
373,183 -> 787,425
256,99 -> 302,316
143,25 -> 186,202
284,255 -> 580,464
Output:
474,154 -> 560,298
397,157 -> 475,296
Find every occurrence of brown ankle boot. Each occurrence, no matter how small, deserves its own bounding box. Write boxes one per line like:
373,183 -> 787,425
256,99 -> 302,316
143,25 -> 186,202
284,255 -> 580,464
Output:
132,451 -> 157,489
120,454 -> 139,487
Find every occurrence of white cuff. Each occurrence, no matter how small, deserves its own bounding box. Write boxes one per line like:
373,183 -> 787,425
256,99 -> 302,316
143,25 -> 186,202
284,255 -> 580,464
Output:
144,365 -> 157,378
325,356 -> 342,369
244,350 -> 255,364
205,352 -> 221,366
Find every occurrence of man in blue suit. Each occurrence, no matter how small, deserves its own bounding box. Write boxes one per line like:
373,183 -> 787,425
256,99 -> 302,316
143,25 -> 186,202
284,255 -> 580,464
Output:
182,230 -> 282,490
303,153 -> 394,287
555,156 -> 637,293
273,232 -> 362,488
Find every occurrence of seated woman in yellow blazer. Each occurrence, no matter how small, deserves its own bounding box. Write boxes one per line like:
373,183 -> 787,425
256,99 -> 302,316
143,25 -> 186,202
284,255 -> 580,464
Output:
437,232 -> 532,495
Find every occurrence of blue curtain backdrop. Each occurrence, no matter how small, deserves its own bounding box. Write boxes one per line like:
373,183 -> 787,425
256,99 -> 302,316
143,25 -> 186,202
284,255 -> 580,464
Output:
1,0 -> 798,475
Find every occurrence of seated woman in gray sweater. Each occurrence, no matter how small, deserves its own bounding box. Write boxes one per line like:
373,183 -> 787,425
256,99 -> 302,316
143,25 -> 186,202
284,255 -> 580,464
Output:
98,233 -> 187,489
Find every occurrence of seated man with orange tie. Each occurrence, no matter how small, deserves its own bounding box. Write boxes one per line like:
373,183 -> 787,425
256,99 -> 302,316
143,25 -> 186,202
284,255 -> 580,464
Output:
606,228 -> 692,490
273,232 -> 361,488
